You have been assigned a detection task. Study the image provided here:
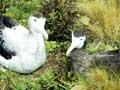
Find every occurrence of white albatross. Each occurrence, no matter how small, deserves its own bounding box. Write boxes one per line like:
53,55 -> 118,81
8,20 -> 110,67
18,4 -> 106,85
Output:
0,14 -> 48,73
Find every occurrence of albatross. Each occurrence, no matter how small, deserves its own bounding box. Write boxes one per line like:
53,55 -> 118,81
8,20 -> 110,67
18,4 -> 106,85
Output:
0,14 -> 48,73
66,30 -> 120,74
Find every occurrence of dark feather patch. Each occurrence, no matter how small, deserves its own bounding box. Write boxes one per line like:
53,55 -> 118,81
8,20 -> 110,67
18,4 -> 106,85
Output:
32,13 -> 44,18
0,15 -> 18,28
73,30 -> 85,37
0,34 -> 16,59
0,22 -> 5,29
0,20 -> 16,59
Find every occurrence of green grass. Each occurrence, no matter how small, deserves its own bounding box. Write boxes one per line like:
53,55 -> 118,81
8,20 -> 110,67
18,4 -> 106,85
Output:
0,68 -> 59,90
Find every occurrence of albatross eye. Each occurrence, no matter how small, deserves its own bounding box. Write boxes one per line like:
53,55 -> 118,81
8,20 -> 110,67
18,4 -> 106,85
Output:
34,19 -> 37,22
13,27 -> 16,30
80,38 -> 83,40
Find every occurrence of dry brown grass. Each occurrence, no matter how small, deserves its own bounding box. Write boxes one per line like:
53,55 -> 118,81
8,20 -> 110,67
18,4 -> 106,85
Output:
77,0 -> 120,44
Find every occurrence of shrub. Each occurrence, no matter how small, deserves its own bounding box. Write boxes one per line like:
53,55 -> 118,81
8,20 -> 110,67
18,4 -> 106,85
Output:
40,0 -> 79,41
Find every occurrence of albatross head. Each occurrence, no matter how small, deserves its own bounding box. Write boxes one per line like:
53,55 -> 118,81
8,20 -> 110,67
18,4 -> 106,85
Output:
28,14 -> 48,40
66,30 -> 86,56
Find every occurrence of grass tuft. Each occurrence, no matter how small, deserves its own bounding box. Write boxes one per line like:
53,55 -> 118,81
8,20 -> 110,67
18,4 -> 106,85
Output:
71,68 -> 120,90
77,0 -> 120,45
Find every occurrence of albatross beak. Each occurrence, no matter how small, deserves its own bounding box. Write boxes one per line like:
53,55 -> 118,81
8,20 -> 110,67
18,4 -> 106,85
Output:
66,43 -> 76,56
42,30 -> 48,40
66,36 -> 86,56
39,18 -> 48,40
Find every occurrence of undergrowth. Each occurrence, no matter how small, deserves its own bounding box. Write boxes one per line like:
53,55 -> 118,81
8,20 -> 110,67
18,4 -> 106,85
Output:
0,0 -> 120,90
0,67 -> 120,90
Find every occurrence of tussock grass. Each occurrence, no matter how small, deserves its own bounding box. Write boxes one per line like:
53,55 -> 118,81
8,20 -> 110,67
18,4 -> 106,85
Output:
71,68 -> 120,90
77,0 -> 120,45
86,69 -> 120,90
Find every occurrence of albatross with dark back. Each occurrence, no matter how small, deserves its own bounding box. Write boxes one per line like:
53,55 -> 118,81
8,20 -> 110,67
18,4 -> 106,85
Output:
66,30 -> 120,74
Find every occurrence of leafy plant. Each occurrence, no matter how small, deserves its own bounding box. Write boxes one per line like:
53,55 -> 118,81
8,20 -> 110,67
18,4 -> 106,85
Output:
40,0 -> 79,41
45,41 -> 59,55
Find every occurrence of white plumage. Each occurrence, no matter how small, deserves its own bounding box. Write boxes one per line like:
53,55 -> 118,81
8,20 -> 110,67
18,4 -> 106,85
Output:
0,14 -> 48,73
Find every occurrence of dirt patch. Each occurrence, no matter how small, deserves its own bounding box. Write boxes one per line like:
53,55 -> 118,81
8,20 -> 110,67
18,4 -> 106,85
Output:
34,52 -> 67,76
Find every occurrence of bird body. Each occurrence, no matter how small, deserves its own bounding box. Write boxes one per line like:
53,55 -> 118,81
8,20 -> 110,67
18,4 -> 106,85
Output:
0,32 -> 46,73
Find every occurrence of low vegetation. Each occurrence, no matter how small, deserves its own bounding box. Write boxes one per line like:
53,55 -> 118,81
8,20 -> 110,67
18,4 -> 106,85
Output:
0,0 -> 120,90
